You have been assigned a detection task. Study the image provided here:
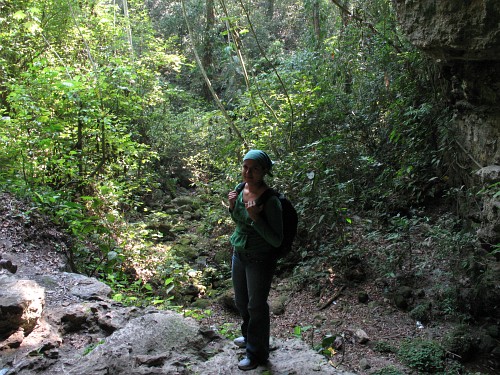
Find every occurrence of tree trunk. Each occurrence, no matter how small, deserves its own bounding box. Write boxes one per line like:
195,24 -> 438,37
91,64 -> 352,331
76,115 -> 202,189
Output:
312,0 -> 321,49
202,0 -> 215,100
265,0 -> 274,20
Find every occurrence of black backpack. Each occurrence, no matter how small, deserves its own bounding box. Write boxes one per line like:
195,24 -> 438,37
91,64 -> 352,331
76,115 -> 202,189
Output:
236,182 -> 298,258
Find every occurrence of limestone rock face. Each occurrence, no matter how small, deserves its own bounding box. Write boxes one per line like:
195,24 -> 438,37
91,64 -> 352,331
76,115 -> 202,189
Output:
392,0 -> 500,244
392,0 -> 500,61
0,277 -> 45,342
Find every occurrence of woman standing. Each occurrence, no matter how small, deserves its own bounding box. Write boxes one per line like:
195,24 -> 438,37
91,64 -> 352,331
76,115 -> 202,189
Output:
227,149 -> 283,371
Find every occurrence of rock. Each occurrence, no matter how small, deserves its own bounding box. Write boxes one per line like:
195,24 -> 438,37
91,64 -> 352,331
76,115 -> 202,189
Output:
354,329 -> 370,344
0,328 -> 24,349
63,273 -> 112,301
192,337 -> 355,375
178,205 -> 193,213
358,291 -> 369,303
392,1 -> 500,61
46,301 -> 145,336
393,295 -> 408,310
393,1 -> 500,248
47,305 -> 90,333
135,353 -> 171,367
18,316 -> 62,355
146,222 -> 173,240
477,196 -> 500,246
392,286 -> 414,310
476,165 -> 500,184
0,277 -> 45,341
0,257 -> 17,273
474,166 -> 500,246
217,288 -> 238,312
359,357 -> 371,370
64,311 -> 204,374
172,196 -> 200,209
270,295 -> 288,316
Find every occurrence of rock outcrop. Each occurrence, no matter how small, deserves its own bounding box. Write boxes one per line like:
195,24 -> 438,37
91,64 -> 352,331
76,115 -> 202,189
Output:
392,0 -> 500,245
392,1 -> 500,61
0,278 -> 44,348
0,271 -> 352,375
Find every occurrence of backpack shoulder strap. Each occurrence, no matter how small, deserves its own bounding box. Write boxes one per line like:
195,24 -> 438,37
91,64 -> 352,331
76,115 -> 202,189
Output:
235,182 -> 246,194
257,188 -> 280,206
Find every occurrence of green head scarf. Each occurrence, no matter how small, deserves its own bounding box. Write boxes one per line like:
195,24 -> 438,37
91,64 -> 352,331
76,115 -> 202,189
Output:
243,149 -> 274,176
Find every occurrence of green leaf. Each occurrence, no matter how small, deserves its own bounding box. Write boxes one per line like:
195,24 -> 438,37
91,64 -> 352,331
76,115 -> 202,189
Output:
13,11 -> 27,20
107,251 -> 118,260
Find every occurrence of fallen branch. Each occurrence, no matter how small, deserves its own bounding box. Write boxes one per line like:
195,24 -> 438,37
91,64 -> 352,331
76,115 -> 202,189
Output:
318,285 -> 346,310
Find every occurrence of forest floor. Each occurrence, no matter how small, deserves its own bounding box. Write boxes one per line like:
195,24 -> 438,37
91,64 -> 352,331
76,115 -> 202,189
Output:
201,204 -> 498,374
201,249 -> 497,375
0,191 -> 497,374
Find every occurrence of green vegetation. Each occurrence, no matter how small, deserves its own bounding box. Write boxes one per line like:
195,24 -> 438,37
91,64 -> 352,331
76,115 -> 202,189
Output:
0,0 -> 497,372
397,338 -> 445,372
83,339 -> 105,356
373,341 -> 397,354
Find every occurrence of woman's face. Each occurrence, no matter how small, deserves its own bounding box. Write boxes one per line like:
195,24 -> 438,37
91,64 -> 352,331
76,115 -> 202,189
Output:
242,159 -> 266,184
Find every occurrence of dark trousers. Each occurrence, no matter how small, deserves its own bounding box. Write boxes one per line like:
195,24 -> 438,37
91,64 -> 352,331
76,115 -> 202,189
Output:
232,252 -> 277,362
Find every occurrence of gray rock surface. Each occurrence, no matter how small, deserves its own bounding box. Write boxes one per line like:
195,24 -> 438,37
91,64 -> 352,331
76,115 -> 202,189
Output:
392,0 -> 500,61
0,277 -> 45,341
0,272 -> 354,375
392,0 -> 500,243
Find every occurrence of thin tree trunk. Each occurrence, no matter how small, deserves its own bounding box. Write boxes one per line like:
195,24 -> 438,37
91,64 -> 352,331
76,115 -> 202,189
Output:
265,0 -> 274,20
312,0 -> 321,49
202,0 -> 215,100
118,0 -> 134,59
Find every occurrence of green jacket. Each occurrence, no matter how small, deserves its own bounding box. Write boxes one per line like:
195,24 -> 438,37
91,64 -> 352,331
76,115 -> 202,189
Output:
230,189 -> 283,255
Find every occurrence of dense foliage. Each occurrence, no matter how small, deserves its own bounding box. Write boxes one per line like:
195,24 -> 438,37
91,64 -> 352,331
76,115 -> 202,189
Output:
2,0 -> 494,330
4,3 -> 500,373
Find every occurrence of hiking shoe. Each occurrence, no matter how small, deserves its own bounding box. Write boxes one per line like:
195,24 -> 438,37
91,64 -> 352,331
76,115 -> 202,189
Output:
0,259 -> 18,274
237,357 -> 259,371
9,264 -> 17,274
233,336 -> 246,348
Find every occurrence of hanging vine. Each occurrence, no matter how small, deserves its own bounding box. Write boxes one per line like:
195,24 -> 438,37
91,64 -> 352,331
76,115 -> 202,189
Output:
235,0 -> 295,151
180,0 -> 248,147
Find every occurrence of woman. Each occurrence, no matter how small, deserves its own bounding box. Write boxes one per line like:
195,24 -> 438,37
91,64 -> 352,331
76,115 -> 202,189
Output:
227,149 -> 283,371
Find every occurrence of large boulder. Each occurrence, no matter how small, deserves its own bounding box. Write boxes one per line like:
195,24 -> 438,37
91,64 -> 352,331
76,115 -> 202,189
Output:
0,277 -> 45,346
64,311 -> 207,374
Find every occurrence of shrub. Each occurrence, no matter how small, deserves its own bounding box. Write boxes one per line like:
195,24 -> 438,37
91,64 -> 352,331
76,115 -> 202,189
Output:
409,301 -> 432,323
372,341 -> 397,354
397,338 -> 445,372
442,325 -> 476,362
